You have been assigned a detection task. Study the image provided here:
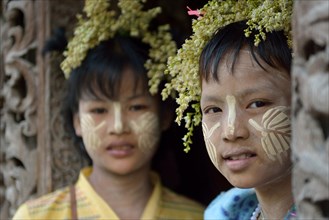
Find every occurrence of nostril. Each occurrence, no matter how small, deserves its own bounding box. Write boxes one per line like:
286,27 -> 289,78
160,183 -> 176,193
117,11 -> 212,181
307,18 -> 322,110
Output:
223,126 -> 237,140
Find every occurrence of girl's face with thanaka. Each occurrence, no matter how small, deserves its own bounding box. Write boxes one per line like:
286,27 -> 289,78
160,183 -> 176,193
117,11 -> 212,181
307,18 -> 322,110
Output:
73,67 -> 169,175
200,50 -> 292,189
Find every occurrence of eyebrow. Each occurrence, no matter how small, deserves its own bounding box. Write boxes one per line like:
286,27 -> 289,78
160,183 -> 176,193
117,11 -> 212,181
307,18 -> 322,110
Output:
126,93 -> 149,101
237,86 -> 273,99
201,84 -> 273,104
201,95 -> 224,104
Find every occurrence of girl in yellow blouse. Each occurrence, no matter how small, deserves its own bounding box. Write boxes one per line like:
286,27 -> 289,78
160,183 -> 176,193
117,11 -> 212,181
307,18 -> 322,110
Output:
13,0 -> 204,219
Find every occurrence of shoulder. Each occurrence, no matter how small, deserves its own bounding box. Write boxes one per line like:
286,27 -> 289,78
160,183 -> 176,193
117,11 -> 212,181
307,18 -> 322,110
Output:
25,186 -> 71,209
205,187 -> 258,220
159,186 -> 204,219
161,186 -> 204,209
13,186 -> 71,219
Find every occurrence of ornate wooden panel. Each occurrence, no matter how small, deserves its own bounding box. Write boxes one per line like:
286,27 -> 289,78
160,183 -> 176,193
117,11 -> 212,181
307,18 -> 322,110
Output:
292,1 -> 329,218
1,1 -> 39,218
0,0 -> 84,218
45,0 -> 86,191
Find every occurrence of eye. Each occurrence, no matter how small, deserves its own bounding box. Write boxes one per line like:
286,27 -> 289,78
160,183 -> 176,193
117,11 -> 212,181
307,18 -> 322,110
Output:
248,100 -> 269,109
203,107 -> 222,114
90,108 -> 107,114
129,104 -> 148,111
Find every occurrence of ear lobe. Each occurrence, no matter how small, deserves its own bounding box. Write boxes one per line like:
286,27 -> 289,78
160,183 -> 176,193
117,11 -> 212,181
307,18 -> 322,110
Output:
73,114 -> 82,136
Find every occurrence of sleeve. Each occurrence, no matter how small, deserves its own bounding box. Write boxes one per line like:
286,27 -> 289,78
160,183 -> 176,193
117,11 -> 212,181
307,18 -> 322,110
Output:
12,204 -> 32,220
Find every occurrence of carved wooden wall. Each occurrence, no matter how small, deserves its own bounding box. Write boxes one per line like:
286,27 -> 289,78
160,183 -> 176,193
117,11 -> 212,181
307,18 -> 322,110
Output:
0,0 -> 84,218
292,0 -> 329,218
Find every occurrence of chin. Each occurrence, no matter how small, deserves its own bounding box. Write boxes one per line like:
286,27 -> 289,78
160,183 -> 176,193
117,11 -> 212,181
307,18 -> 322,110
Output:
105,164 -> 136,175
111,168 -> 136,176
227,177 -> 256,189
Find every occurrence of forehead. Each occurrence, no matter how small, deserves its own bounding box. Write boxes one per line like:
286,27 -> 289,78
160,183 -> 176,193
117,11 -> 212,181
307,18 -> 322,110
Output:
118,68 -> 148,93
81,67 -> 149,101
201,51 -> 290,98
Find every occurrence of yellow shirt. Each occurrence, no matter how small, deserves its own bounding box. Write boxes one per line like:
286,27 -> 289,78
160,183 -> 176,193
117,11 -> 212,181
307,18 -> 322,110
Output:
13,167 -> 204,219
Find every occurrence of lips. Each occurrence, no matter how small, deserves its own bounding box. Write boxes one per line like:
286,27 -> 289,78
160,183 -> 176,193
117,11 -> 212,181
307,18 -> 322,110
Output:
107,140 -> 134,149
106,141 -> 135,157
107,145 -> 133,150
225,153 -> 256,160
223,149 -> 256,160
222,149 -> 257,171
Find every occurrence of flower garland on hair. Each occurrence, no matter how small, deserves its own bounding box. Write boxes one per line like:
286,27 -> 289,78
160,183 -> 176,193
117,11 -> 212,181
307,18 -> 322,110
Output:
162,0 -> 292,152
61,0 -> 177,95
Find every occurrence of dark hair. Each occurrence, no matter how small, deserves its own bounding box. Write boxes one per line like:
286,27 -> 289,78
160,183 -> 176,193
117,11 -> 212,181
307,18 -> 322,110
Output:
62,36 -> 152,164
42,27 -> 68,56
199,20 -> 292,82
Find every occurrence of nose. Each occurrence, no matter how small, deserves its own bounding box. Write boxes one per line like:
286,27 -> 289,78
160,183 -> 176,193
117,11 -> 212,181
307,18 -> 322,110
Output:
221,96 -> 249,141
107,103 -> 129,134
221,113 -> 249,141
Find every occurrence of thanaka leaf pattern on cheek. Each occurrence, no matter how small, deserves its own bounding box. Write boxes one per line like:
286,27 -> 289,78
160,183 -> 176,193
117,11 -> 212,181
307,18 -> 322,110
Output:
249,106 -> 291,163
130,112 -> 160,153
81,114 -> 106,151
202,121 -> 221,170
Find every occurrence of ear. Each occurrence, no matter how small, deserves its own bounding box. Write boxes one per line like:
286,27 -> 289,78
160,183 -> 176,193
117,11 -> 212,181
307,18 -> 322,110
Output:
73,113 -> 82,136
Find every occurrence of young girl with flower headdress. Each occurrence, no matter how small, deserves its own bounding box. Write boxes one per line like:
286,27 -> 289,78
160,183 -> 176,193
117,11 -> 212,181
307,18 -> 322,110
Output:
12,0 -> 204,219
162,0 -> 297,219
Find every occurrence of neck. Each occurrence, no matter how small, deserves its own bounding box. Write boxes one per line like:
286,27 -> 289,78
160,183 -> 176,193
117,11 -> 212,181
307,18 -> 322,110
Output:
88,167 -> 153,219
255,174 -> 294,219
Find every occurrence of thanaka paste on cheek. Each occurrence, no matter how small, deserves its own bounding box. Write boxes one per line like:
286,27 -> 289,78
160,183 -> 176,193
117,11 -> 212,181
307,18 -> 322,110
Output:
225,95 -> 237,138
80,114 -> 106,150
202,121 -> 221,170
130,112 -> 160,153
248,106 -> 291,163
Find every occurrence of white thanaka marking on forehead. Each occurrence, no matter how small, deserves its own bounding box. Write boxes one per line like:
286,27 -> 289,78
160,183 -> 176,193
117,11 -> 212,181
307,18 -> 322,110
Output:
202,121 -> 221,170
225,95 -> 236,138
130,112 -> 160,153
81,114 -> 106,150
113,102 -> 123,133
248,106 -> 291,163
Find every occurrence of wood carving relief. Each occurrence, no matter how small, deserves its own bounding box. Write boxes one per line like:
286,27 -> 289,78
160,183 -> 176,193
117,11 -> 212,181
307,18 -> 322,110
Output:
0,0 -> 84,218
292,1 -> 329,218
0,0 -> 38,218
48,53 -> 87,190
47,0 -> 85,191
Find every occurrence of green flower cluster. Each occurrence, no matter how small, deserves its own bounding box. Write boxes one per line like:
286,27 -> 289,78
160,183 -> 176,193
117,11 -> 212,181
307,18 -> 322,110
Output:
162,0 -> 292,152
61,0 -> 176,95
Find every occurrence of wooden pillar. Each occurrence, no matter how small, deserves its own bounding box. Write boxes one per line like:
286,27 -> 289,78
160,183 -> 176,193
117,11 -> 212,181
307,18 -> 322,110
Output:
292,0 -> 329,218
0,0 -> 84,218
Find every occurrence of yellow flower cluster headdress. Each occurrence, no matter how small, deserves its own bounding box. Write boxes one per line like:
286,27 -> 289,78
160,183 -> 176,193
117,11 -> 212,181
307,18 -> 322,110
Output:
61,0 -> 177,95
161,0 -> 293,152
